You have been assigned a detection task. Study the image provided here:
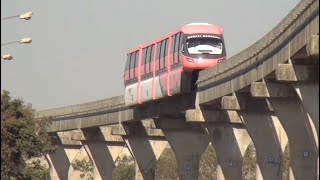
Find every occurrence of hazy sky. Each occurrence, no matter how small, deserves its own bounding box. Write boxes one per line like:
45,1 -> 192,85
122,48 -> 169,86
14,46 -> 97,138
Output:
1,0 -> 300,110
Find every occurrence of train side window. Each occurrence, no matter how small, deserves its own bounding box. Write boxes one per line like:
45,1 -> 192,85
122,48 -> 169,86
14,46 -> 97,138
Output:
145,47 -> 150,64
162,39 -> 168,68
134,51 -> 138,77
171,34 -> 176,53
156,42 -> 162,71
159,40 -> 165,69
142,48 -> 147,65
176,33 -> 182,63
129,53 -> 135,79
157,42 -> 162,60
129,53 -> 134,70
171,34 -> 176,64
127,54 -> 131,79
165,39 -> 169,56
149,45 -> 154,72
174,33 -> 179,63
125,54 -> 130,71
130,51 -> 137,78
145,46 -> 151,73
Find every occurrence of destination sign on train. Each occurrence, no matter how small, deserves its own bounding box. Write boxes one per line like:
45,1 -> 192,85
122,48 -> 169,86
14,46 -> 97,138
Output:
187,35 -> 220,39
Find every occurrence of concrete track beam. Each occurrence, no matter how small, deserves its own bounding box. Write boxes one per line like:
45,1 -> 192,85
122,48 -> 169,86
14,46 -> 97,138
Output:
153,117 -> 191,129
112,123 -> 164,137
54,131 -> 82,145
186,109 -> 242,123
203,96 -> 273,112
292,35 -> 319,61
275,64 -> 318,82
250,82 -> 296,98
80,126 -> 124,142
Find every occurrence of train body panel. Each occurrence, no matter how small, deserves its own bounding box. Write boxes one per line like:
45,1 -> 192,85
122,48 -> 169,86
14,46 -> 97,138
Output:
124,83 -> 138,106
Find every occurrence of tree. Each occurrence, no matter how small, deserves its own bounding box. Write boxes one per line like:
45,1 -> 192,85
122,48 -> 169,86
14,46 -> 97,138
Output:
155,148 -> 178,180
199,144 -> 217,180
242,143 -> 257,180
21,159 -> 51,180
112,155 -> 135,180
1,90 -> 55,179
71,159 -> 94,180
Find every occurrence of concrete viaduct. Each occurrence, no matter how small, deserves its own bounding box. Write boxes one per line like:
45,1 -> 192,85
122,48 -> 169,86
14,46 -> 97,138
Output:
36,0 -> 319,179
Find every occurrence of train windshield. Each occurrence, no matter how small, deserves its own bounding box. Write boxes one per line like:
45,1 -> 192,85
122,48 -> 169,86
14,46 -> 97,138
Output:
186,37 -> 223,55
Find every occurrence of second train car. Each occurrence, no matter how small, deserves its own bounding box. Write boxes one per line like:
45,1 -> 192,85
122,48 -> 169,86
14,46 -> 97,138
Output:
124,23 -> 226,106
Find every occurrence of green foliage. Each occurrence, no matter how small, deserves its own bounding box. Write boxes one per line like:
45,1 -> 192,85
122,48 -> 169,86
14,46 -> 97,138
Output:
155,148 -> 178,180
242,143 -> 257,180
1,90 -> 55,179
71,159 -> 94,180
112,155 -> 135,180
22,160 -> 51,180
199,144 -> 217,180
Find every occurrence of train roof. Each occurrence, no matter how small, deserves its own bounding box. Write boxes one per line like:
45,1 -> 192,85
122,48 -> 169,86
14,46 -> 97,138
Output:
127,23 -> 224,54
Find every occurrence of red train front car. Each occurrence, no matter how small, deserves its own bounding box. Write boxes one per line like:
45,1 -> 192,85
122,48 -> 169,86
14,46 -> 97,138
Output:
124,23 -> 226,106
181,23 -> 226,71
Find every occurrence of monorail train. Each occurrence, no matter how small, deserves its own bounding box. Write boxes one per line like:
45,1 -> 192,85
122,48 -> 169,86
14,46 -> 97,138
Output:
124,23 -> 226,106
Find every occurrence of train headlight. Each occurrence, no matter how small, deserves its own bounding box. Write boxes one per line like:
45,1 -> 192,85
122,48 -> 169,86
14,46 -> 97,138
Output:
187,58 -> 195,63
217,58 -> 225,63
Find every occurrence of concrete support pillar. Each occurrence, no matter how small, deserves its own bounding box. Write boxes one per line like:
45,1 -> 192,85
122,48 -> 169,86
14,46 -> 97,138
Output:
275,63 -> 319,139
46,145 -> 82,180
293,82 -> 319,137
269,98 -> 318,180
239,112 -> 285,180
205,124 -> 251,180
82,142 -> 124,180
122,121 -> 167,180
124,138 -> 167,180
79,126 -> 125,180
157,119 -> 209,180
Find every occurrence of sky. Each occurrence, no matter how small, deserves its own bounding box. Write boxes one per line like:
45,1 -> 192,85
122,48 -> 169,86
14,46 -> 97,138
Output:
1,0 -> 300,110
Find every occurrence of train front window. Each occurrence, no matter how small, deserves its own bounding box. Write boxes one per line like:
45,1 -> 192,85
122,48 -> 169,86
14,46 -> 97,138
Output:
186,38 -> 223,55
